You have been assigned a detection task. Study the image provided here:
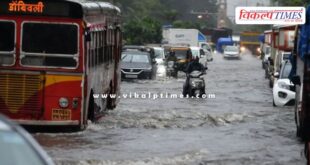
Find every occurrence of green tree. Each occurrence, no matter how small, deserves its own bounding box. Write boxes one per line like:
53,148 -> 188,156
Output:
107,0 -> 219,44
272,0 -> 308,6
123,17 -> 162,45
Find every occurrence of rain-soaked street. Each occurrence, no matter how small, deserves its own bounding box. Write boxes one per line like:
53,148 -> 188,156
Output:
35,53 -> 306,165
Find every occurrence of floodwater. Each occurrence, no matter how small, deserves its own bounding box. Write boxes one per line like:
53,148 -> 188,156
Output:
34,53 -> 306,165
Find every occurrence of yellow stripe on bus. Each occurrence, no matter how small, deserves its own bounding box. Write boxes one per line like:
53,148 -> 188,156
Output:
45,75 -> 82,87
240,42 -> 260,45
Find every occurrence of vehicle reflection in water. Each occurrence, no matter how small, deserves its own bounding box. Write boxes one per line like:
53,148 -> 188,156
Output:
34,53 -> 306,165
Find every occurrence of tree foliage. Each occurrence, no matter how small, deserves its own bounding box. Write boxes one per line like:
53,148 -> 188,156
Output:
272,0 -> 308,6
123,17 -> 162,45
108,0 -> 218,44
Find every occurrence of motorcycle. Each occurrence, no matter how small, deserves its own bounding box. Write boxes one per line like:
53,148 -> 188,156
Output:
183,70 -> 206,97
166,61 -> 178,78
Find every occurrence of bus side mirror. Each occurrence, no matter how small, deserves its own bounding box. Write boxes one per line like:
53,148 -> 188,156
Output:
85,29 -> 91,42
291,75 -> 301,85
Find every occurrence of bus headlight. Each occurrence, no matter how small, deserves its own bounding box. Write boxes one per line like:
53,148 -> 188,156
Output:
59,97 -> 69,108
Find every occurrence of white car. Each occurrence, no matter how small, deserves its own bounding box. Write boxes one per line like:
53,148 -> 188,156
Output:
153,47 -> 166,76
223,45 -> 240,59
190,46 -> 207,67
273,61 -> 295,106
0,114 -> 54,165
201,43 -> 213,62
153,47 -> 165,64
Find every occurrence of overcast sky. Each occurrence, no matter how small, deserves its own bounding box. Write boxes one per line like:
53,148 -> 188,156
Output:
227,0 -> 271,19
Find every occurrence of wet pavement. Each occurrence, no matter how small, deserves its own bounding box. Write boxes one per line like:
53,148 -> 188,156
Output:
34,53 -> 306,165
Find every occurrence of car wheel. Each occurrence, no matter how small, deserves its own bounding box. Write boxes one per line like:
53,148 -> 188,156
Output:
296,110 -> 301,137
273,99 -> 276,107
148,73 -> 153,80
269,79 -> 273,88
265,69 -> 268,79
173,71 -> 178,78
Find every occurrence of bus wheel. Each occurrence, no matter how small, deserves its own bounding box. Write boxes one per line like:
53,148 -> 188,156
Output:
305,142 -> 310,165
296,111 -> 301,137
87,94 -> 95,122
107,85 -> 116,109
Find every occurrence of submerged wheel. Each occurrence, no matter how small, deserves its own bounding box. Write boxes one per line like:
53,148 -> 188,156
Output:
269,79 -> 273,88
87,95 -> 95,122
305,142 -> 310,165
273,99 -> 276,107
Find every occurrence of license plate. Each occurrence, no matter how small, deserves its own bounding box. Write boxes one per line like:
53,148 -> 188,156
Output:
125,74 -> 138,78
52,109 -> 71,120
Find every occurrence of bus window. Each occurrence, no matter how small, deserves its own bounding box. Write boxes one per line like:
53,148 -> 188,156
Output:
0,21 -> 15,66
21,22 -> 78,68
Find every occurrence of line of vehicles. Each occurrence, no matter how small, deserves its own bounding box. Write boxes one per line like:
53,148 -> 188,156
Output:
260,6 -> 310,163
120,44 -> 211,98
261,25 -> 296,107
120,28 -> 213,82
120,28 -> 212,97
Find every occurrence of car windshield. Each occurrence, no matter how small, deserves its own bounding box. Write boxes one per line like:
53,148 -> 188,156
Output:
154,49 -> 164,59
0,131 -> 45,165
174,50 -> 188,59
225,46 -> 238,52
201,44 -> 211,51
122,53 -> 150,63
191,49 -> 199,57
281,63 -> 292,79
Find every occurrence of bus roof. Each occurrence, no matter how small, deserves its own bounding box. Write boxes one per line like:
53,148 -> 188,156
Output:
0,0 -> 120,18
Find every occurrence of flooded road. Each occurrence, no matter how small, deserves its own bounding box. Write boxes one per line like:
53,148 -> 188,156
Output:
35,53 -> 306,165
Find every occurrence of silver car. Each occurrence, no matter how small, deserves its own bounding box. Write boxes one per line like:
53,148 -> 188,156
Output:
223,45 -> 240,59
0,115 -> 54,165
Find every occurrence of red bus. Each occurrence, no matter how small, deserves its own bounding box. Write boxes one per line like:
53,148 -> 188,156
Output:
0,0 -> 122,130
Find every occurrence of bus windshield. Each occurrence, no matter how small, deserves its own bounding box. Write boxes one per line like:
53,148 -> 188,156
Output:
0,21 -> 15,66
21,22 -> 78,68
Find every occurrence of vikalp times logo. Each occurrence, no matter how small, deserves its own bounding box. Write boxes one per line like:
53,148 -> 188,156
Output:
235,7 -> 306,25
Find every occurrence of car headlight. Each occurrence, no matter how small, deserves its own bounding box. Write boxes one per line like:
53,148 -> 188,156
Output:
191,81 -> 197,87
278,81 -> 290,90
257,48 -> 261,53
59,97 -> 69,108
240,47 -> 246,52
145,67 -> 152,71
191,80 -> 204,87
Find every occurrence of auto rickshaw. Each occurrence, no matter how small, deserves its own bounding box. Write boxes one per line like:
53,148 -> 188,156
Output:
168,46 -> 192,72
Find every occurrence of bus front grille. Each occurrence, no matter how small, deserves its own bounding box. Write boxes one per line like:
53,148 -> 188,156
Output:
0,73 -> 43,114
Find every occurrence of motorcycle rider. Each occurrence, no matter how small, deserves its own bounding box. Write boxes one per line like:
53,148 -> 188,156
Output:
166,51 -> 178,63
166,51 -> 178,77
183,56 -> 206,96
